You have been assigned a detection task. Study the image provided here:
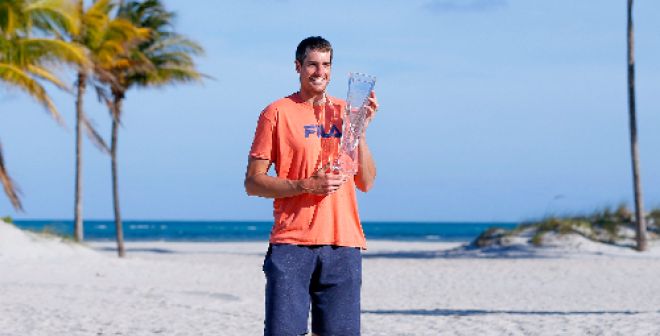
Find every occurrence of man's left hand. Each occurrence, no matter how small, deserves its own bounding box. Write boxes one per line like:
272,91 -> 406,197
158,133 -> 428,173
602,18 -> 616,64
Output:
363,90 -> 379,133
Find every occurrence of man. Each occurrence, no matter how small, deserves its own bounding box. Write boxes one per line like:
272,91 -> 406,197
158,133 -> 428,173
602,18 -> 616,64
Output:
245,36 -> 378,336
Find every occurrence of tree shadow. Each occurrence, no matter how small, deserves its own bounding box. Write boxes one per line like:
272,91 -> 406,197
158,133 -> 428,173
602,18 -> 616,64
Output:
94,247 -> 177,254
362,308 -> 655,316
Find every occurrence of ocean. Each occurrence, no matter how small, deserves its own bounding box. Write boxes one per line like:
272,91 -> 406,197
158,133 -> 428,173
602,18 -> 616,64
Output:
13,220 -> 518,242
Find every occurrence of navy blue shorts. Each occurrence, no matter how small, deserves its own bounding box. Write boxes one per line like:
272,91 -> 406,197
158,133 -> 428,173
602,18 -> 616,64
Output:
263,244 -> 362,336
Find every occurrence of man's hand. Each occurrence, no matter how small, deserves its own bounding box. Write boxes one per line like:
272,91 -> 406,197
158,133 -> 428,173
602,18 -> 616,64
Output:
362,90 -> 379,135
245,158 -> 349,198
299,166 -> 348,195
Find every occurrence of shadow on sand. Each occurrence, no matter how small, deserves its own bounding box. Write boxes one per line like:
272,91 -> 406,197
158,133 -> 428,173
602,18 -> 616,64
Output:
93,246 -> 266,256
362,244 -> 563,259
362,308 -> 656,316
94,247 -> 178,254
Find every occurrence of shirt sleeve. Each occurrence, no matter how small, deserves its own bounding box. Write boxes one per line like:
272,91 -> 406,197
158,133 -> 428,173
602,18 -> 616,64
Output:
249,105 -> 278,162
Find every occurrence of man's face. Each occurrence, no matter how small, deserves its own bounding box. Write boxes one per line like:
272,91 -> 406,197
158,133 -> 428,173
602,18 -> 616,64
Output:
296,49 -> 332,96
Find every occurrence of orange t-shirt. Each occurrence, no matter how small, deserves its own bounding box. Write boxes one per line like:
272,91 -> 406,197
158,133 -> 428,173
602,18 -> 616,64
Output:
249,92 -> 366,249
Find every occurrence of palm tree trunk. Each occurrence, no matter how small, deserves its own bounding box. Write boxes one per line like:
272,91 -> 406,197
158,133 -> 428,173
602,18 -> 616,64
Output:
74,71 -> 86,242
627,0 -> 647,251
111,95 -> 125,257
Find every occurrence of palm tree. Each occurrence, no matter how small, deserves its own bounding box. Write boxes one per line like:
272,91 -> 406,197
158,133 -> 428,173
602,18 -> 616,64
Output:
626,0 -> 647,251
72,0 -> 109,242
1,0 -> 86,210
98,0 -> 204,257
69,0 -> 146,242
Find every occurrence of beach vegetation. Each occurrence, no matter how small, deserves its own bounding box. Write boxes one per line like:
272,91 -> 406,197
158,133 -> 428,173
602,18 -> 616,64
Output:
22,224 -> 78,243
473,205 -> 660,249
1,215 -> 13,224
530,231 -> 543,247
472,227 -> 510,248
30,224 -> 70,239
647,208 -> 660,231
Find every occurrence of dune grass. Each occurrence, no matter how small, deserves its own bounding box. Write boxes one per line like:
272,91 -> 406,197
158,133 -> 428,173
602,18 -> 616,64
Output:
474,204 -> 660,248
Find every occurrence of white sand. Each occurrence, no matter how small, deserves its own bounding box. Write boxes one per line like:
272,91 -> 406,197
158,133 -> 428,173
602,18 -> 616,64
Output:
2,221 -> 660,335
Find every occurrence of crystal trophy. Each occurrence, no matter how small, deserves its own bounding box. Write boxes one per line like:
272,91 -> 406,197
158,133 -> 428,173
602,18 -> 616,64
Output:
332,72 -> 376,175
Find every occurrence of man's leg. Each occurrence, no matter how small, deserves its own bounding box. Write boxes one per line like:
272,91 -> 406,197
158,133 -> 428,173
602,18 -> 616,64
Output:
263,244 -> 317,336
310,246 -> 362,336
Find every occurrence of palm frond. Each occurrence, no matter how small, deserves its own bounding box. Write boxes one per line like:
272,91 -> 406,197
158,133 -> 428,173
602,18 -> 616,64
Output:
24,0 -> 81,36
86,0 -> 114,15
20,37 -> 88,67
26,63 -> 69,91
97,19 -> 148,54
79,0 -> 118,47
81,114 -> 110,153
0,0 -> 20,35
143,65 -> 202,87
145,34 -> 203,56
0,0 -> 27,36
119,0 -> 173,34
0,62 -> 61,122
0,141 -> 23,211
93,82 -> 112,108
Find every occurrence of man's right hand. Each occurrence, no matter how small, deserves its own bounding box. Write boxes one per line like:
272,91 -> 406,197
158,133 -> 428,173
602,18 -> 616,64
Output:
245,158 -> 348,198
299,167 -> 348,195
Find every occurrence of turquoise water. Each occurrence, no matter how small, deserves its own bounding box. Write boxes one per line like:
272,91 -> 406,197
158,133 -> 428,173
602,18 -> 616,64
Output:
13,220 -> 518,242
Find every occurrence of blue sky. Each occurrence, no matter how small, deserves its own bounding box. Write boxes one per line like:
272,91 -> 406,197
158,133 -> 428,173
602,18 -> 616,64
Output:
1,0 -> 659,222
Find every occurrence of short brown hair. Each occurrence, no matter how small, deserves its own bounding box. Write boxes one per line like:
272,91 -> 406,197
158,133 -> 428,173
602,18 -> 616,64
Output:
295,36 -> 333,64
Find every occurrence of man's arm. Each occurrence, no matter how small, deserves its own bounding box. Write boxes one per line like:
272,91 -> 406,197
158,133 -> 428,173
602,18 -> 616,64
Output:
244,157 -> 348,198
354,137 -> 376,192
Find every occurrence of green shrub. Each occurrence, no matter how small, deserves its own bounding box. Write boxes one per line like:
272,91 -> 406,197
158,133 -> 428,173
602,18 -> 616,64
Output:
531,231 -> 545,246
648,208 -> 660,230
25,225 -> 74,241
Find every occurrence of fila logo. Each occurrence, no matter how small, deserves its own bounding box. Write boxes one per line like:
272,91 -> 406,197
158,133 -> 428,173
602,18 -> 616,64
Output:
304,124 -> 342,138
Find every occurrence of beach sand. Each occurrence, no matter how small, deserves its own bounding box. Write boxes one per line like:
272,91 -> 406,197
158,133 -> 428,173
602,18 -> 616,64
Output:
2,221 -> 660,335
